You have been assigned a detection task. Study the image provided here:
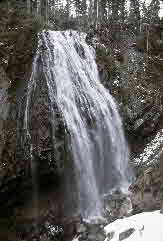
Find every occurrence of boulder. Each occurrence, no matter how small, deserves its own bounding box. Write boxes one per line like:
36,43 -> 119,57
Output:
104,190 -> 132,222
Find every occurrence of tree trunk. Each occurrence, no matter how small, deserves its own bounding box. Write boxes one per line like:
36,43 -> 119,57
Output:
100,0 -> 107,24
93,0 -> 98,27
130,0 -> 141,33
27,0 -> 31,14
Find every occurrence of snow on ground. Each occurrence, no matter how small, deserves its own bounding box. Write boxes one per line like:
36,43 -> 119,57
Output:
134,129 -> 163,165
104,210 -> 163,241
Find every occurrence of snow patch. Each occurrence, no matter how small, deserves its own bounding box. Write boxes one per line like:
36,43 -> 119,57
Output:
104,210 -> 163,241
135,129 -> 163,165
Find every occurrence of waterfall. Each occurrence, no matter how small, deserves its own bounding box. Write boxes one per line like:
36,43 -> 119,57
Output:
24,30 -> 130,219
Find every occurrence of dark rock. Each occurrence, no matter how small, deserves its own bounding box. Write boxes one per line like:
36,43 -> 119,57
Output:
119,228 -> 135,241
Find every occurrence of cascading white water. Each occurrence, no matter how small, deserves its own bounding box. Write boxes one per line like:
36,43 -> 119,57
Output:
23,52 -> 40,224
24,30 -> 130,219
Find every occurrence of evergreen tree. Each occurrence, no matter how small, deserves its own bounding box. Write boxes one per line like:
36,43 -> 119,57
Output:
129,0 -> 141,33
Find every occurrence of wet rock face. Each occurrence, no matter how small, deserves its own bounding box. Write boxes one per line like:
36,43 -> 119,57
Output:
0,24 -> 78,241
0,50 -> 76,224
0,14 -> 66,241
0,27 -> 67,208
